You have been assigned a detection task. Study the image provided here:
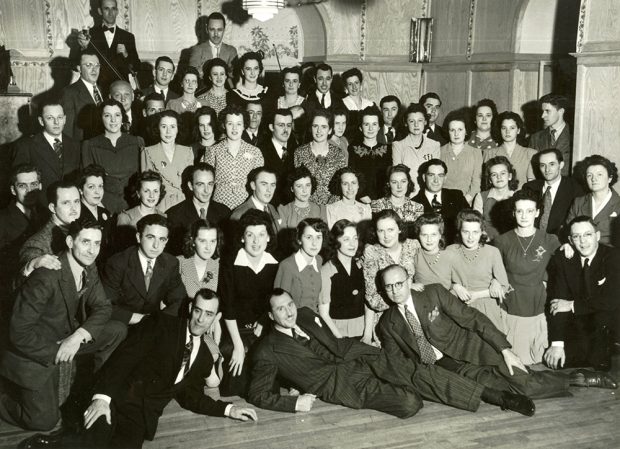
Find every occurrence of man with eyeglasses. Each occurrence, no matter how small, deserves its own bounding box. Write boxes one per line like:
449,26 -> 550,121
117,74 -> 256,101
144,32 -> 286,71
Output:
377,264 -> 616,418
412,159 -> 468,244
12,101 -> 81,192
545,216 -> 620,373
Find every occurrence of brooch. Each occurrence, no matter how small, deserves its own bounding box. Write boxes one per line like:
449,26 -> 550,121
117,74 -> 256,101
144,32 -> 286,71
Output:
203,271 -> 214,283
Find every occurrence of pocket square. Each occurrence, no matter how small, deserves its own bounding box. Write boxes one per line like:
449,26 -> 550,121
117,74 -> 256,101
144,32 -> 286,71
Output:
314,316 -> 322,327
610,212 -> 618,218
598,277 -> 606,286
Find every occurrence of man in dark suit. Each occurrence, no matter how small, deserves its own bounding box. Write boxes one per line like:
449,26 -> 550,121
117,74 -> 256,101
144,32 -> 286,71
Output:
61,50 -> 103,141
18,180 -> 81,279
102,214 -> 186,330
378,264 -> 615,412
73,0 -> 141,94
140,56 -> 179,105
529,93 -> 572,176
188,12 -> 238,75
378,95 -> 406,145
0,219 -> 125,431
109,80 -> 142,134
242,101 -> 265,146
259,109 -> 295,206
166,163 -> 230,255
249,289 -> 537,418
21,290 -> 257,448
12,101 -> 81,192
301,63 -> 345,119
545,216 -> 620,371
420,92 -> 448,146
522,148 -> 583,236
412,159 -> 469,244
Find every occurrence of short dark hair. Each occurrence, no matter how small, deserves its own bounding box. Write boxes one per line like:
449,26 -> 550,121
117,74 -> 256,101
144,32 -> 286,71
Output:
99,98 -> 127,125
332,107 -> 349,121
419,92 -> 442,106
568,215 -> 598,233
537,147 -> 563,163
219,103 -> 248,130
385,164 -> 415,197
413,213 -> 446,250
497,111 -> 525,140
281,66 -> 302,81
207,12 -> 226,28
404,102 -> 429,124
246,166 -> 277,194
315,63 -> 333,77
483,156 -> 519,190
583,154 -> 618,187
445,113 -> 467,130
155,55 -> 175,71
78,50 -> 99,65
329,166 -> 364,197
194,106 -> 221,141
511,188 -> 540,211
267,287 -> 292,310
156,110 -> 180,139
286,165 -> 317,202
237,209 -> 276,252
78,164 -> 106,189
325,219 -> 363,261
422,158 -> 448,175
38,100 -> 64,117
272,108 -> 293,124
342,67 -> 363,85
360,105 -> 384,128
67,216 -> 102,239
182,219 -> 223,259
202,57 -> 228,86
539,93 -> 569,111
188,162 -> 216,183
143,92 -> 165,106
238,52 -> 264,79
182,66 -> 200,81
310,108 -> 334,130
374,209 -> 407,243
10,164 -> 40,185
455,209 -> 488,246
380,95 -> 401,109
136,214 -> 169,235
47,179 -> 78,205
474,98 -> 498,118
193,288 -> 219,310
132,170 -> 165,204
293,218 -> 329,251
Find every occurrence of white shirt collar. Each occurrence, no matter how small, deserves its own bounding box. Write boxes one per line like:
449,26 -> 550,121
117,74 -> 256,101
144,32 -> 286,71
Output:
425,190 -> 442,204
315,90 -> 331,107
294,250 -> 319,272
271,137 -> 287,157
154,83 -> 168,95
543,176 -> 562,203
67,251 -> 86,290
192,197 -> 209,217
550,121 -> 566,137
174,326 -> 201,384
42,131 -> 61,148
580,250 -> 597,267
251,196 -> 267,211
234,248 -> 278,274
81,79 -> 100,102
137,248 -> 157,275
591,190 -> 612,218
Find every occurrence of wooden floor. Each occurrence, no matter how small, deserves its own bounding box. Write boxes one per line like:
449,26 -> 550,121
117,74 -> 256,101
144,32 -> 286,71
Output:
0,385 -> 618,449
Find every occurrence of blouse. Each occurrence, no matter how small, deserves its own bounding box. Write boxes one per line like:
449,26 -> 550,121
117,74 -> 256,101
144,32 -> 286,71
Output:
325,200 -> 372,229
177,255 -> 220,298
439,143 -> 483,200
444,244 -> 510,295
370,197 -> 424,223
392,134 -> 440,195
166,97 -> 205,114
274,252 -> 323,311
483,144 -> 537,188
197,89 -> 227,114
348,142 -> 392,200
413,250 -> 453,289
277,202 -> 325,229
293,143 -> 346,205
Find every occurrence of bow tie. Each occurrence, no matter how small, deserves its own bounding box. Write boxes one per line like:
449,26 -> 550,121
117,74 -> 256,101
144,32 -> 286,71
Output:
102,25 -> 115,33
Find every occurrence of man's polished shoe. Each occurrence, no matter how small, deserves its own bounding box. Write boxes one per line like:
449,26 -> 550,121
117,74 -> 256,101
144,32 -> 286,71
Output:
571,369 -> 618,389
17,430 -> 63,449
500,391 -> 535,417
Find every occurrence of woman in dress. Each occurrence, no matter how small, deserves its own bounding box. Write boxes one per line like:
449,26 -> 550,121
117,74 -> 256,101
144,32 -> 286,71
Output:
178,219 -> 223,386
325,167 -> 372,229
483,111 -> 537,189
117,170 -> 166,229
166,67 -> 204,114
293,109 -> 346,205
141,110 -> 194,211
349,106 -> 391,202
328,107 -> 349,164
197,58 -> 228,115
566,154 -> 620,246
274,218 -> 328,310
228,51 -> 269,108
204,104 -> 264,209
219,209 -> 279,396
81,99 -> 142,214
392,103 -> 440,196
472,156 -> 518,242
495,189 -> 561,365
361,209 -> 420,345
371,164 -> 424,237
445,209 -> 511,333
439,115 -> 483,204
341,67 -> 374,136
319,219 -> 365,338
277,66 -> 305,111
78,164 -> 111,263
278,165 -> 325,228
191,106 -> 220,164
412,213 -> 452,288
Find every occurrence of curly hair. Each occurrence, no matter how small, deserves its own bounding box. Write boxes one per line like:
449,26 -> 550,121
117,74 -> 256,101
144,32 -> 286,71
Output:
182,219 -> 222,260
482,156 -> 519,191
236,209 -> 276,253
583,154 -> 618,187
455,209 -> 488,246
413,213 -> 446,250
218,103 -> 248,133
285,165 -> 317,203
384,164 -> 415,197
293,217 -> 329,252
374,209 -> 407,243
328,166 -> 364,198
78,164 -> 106,189
324,219 -> 363,262
132,170 -> 165,205
497,111 -> 525,143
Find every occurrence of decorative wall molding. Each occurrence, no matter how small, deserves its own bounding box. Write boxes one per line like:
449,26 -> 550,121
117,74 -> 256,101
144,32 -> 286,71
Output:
122,0 -> 130,30
466,0 -> 476,60
422,0 -> 431,18
43,0 -> 54,56
576,0 -> 588,53
359,0 -> 367,61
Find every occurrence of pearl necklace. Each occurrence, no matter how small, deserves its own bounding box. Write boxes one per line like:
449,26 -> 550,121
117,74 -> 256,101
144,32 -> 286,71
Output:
422,250 -> 441,266
460,245 -> 480,262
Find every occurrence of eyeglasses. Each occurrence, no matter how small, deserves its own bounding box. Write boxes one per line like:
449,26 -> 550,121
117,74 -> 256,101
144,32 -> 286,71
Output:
570,231 -> 596,241
82,63 -> 101,69
384,280 -> 407,292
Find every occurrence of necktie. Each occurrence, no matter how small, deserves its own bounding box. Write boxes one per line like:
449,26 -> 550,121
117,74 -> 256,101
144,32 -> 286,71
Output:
404,306 -> 436,364
539,186 -> 552,231
145,259 -> 153,291
102,25 -> 115,33
387,127 -> 394,143
182,338 -> 194,376
431,194 -> 442,212
93,86 -> 103,105
320,93 -> 326,108
581,258 -> 591,301
550,128 -> 557,145
199,207 -> 207,219
78,270 -> 88,296
292,326 -> 309,343
281,145 -> 288,160
215,46 -> 220,58
53,138 -> 63,160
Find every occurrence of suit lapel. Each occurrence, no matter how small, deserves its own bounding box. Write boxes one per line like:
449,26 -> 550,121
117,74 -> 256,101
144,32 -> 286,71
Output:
128,250 -> 148,297
148,256 -> 167,298
33,133 -> 62,178
78,79 -> 96,105
59,253 -> 79,331
388,306 -> 420,356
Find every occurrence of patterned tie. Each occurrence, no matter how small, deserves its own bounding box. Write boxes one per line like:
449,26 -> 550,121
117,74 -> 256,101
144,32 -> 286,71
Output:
53,138 -> 63,160
281,145 -> 288,161
539,186 -> 552,231
581,258 -> 591,301
199,207 -> 207,219
431,194 -> 442,212
93,86 -> 103,105
145,259 -> 153,291
550,128 -> 557,145
182,338 -> 194,376
387,127 -> 394,143
404,306 -> 436,365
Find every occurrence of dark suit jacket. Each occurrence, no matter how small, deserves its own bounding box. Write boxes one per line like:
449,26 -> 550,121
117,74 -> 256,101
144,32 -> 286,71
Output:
529,125 -> 572,175
94,313 -> 230,441
165,199 -> 230,255
230,197 -> 282,237
248,307 -> 383,412
102,246 -> 186,324
565,190 -> 620,247
0,202 -> 46,263
522,176 -> 584,236
412,188 -> 469,243
425,124 -> 449,146
12,133 -> 81,189
18,219 -> 68,274
140,84 -> 180,104
0,252 -> 111,389
377,125 -> 406,145
547,244 -> 620,343
377,284 -> 510,368
258,137 -> 295,205
61,79 -> 99,141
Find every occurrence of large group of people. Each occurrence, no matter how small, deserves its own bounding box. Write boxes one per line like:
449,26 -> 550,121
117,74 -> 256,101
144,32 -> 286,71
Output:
1,2 -> 619,448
